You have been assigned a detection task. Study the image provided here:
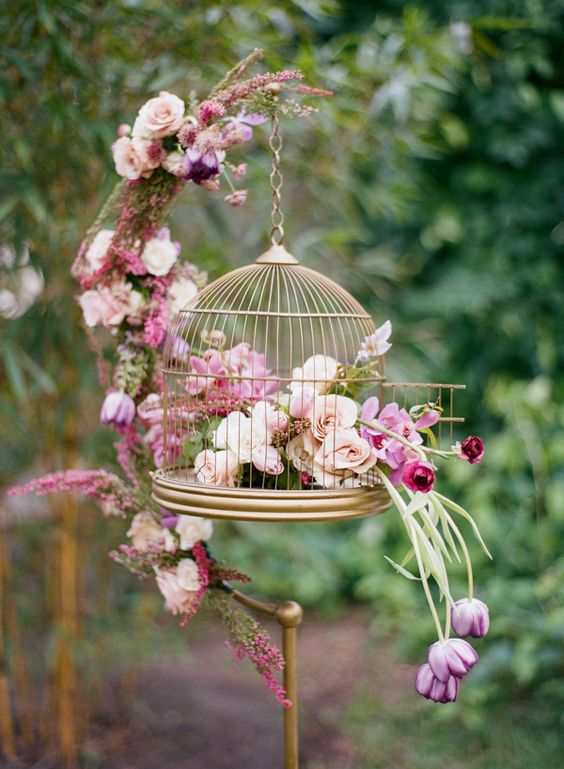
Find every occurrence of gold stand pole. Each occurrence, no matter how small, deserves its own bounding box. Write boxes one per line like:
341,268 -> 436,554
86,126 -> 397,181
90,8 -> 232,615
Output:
231,590 -> 303,769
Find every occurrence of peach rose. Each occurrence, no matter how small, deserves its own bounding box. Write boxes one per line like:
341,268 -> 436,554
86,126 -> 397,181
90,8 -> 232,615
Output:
112,136 -> 160,180
194,449 -> 239,487
291,354 -> 340,394
127,512 -> 176,552
155,559 -> 200,616
314,427 -> 377,481
132,91 -> 185,139
175,515 -> 213,549
309,394 -> 358,441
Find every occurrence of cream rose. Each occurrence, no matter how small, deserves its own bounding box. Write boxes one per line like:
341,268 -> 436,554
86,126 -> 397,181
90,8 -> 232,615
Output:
291,354 -> 340,394
132,91 -> 185,139
84,229 -> 114,273
127,512 -> 176,552
112,136 -> 160,180
213,412 -> 269,464
309,394 -> 358,441
168,276 -> 198,314
162,150 -> 186,176
175,514 -> 213,549
141,236 -> 178,276
251,445 -> 284,475
286,429 -> 320,474
194,449 -> 239,487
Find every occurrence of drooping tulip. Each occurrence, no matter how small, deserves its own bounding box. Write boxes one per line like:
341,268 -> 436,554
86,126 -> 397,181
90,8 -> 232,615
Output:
415,663 -> 459,703
100,391 -> 136,428
428,638 -> 478,683
451,598 -> 490,638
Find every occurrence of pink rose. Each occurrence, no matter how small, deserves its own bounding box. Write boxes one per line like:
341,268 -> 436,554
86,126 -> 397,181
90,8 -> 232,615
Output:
251,445 -> 284,475
132,91 -> 185,139
78,282 -> 144,328
402,460 -> 435,493
309,394 -> 358,441
251,401 -> 289,435
289,387 -> 317,419
112,136 -> 160,180
155,558 -> 200,616
194,449 -> 239,487
314,428 -> 376,486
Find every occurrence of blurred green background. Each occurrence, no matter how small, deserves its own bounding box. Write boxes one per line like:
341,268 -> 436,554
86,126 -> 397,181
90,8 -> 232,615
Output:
1,1 -> 563,767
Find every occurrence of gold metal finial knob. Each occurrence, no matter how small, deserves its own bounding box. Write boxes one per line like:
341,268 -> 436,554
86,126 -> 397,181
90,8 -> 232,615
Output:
275,601 -> 304,628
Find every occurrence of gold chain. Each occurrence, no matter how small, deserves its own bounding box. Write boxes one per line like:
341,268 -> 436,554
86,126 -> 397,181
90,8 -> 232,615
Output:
269,114 -> 285,245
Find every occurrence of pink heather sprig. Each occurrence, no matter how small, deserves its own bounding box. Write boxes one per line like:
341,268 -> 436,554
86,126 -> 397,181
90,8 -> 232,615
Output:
210,70 -> 303,109
7,470 -> 142,517
198,100 -> 227,125
179,542 -> 211,628
114,426 -> 147,487
228,633 -> 290,708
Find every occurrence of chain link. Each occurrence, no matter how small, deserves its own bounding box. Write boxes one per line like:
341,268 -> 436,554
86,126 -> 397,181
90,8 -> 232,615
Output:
268,114 -> 285,245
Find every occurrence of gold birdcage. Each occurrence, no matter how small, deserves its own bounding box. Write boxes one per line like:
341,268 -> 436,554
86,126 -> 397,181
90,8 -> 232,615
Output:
151,118 -> 464,523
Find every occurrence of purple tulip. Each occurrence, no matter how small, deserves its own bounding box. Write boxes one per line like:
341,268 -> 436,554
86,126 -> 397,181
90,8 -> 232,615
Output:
428,638 -> 478,683
415,663 -> 459,703
100,391 -> 136,428
451,598 -> 490,638
184,149 -> 222,184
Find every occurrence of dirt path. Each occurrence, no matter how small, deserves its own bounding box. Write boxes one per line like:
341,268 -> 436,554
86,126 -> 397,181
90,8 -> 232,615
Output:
84,607 -> 413,769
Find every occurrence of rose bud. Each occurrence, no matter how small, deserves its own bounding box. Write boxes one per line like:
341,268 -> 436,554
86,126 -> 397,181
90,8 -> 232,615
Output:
100,391 -> 136,428
402,460 -> 436,494
451,597 -> 490,638
459,435 -> 484,464
415,663 -> 459,703
428,638 -> 478,683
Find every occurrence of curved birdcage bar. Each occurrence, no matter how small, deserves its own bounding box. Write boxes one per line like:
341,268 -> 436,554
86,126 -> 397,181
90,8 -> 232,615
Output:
152,244 -> 393,521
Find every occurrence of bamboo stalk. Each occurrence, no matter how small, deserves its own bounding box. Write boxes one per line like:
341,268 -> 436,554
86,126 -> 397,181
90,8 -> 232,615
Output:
0,523 -> 17,761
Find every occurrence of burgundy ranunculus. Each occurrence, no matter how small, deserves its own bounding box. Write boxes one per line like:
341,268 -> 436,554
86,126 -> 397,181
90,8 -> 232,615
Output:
451,597 -> 490,638
415,663 -> 459,703
184,149 -> 222,184
100,391 -> 136,428
402,460 -> 435,494
460,435 -> 484,464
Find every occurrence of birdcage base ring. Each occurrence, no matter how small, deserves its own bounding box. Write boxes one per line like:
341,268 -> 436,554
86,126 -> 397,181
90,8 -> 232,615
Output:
152,469 -> 392,522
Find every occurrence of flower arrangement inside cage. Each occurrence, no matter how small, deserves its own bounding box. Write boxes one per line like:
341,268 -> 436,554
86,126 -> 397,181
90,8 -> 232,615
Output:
152,244 -> 460,522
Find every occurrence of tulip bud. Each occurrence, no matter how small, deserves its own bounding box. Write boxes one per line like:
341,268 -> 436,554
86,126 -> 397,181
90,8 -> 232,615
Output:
100,391 -> 136,428
459,435 -> 484,464
428,638 -> 478,683
415,663 -> 459,703
451,597 -> 490,638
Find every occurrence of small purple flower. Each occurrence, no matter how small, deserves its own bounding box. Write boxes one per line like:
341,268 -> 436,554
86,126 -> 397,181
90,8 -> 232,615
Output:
100,391 -> 136,428
184,149 -> 223,184
451,598 -> 490,638
224,110 -> 267,142
415,663 -> 459,703
428,638 -> 478,683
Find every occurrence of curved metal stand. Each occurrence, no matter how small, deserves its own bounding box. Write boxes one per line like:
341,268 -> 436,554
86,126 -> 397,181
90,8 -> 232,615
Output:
231,589 -> 303,769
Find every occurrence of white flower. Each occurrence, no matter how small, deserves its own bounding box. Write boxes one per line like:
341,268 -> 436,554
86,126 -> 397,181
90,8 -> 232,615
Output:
85,229 -> 114,273
127,512 -> 176,552
357,320 -> 392,362
162,150 -> 186,177
141,236 -> 178,276
168,276 -> 198,314
213,411 -> 269,464
291,355 -> 340,394
175,515 -> 213,549
251,401 -> 289,436
176,557 -> 201,591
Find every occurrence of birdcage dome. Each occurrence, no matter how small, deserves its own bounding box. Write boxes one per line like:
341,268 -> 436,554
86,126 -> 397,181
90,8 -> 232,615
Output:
152,244 -> 392,521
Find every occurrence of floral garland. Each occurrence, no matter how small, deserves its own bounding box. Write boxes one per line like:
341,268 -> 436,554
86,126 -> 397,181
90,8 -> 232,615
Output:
9,51 -> 491,706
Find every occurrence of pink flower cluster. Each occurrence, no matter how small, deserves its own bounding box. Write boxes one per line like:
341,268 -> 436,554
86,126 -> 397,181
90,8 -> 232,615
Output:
361,398 -> 440,490
229,632 -> 290,708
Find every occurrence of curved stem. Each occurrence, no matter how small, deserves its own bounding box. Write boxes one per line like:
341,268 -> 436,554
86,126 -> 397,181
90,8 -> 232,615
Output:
375,467 -> 445,642
433,497 -> 474,599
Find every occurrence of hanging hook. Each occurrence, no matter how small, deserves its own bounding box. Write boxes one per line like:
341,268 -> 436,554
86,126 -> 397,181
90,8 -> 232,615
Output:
269,113 -> 285,246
